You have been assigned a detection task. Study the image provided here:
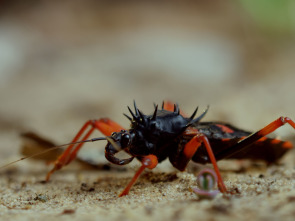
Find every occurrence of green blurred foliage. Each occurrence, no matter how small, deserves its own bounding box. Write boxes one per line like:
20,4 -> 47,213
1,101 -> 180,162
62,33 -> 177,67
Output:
239,0 -> 295,35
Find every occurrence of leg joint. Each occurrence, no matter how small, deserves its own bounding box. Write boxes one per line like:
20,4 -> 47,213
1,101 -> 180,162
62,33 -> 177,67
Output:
90,118 -> 110,127
280,116 -> 287,124
194,133 -> 207,142
90,119 -> 97,127
281,116 -> 292,124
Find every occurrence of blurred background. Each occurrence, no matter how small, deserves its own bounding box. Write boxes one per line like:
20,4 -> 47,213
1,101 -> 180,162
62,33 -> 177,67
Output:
0,0 -> 295,160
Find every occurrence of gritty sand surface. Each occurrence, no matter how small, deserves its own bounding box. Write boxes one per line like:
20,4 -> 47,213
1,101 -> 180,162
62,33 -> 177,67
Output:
0,1 -> 295,221
1,76 -> 295,221
0,151 -> 295,221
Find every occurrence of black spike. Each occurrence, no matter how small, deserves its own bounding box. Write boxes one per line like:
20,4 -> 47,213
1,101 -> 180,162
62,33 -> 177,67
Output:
174,103 -> 180,115
128,106 -> 137,120
162,101 -> 164,109
133,100 -> 139,116
190,106 -> 209,124
123,113 -> 132,121
151,105 -> 158,120
138,109 -> 144,119
153,103 -> 157,109
189,106 -> 199,120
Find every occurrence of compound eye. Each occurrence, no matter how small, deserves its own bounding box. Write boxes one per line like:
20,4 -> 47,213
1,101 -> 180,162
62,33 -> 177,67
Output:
121,133 -> 131,147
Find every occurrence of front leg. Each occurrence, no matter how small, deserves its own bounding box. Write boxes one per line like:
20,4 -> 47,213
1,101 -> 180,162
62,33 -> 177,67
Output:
46,118 -> 125,181
119,155 -> 158,197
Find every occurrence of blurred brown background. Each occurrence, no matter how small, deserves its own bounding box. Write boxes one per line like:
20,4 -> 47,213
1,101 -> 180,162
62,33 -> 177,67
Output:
1,0 -> 295,157
0,1 -> 295,220
0,0 -> 295,157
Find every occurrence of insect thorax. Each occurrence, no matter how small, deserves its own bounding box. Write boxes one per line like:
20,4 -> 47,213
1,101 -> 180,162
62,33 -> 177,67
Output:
127,110 -> 189,157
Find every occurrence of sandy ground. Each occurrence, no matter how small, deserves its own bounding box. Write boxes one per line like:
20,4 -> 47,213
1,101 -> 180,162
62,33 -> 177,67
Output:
0,1 -> 295,221
0,73 -> 295,221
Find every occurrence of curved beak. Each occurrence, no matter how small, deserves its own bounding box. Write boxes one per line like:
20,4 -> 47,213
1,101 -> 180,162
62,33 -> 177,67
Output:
105,137 -> 134,165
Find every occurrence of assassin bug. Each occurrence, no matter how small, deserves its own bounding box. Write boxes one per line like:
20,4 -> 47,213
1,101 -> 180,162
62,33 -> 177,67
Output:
2,101 -> 294,196
43,101 -> 295,196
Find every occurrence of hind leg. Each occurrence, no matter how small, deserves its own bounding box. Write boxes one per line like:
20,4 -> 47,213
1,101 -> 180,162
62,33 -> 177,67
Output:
216,117 -> 294,161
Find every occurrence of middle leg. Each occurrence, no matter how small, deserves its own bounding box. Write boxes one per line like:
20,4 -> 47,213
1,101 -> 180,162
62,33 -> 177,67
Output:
170,129 -> 227,193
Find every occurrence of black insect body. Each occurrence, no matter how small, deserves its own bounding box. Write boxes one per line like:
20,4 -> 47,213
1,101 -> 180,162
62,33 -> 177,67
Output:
43,101 -> 294,196
121,108 -> 202,162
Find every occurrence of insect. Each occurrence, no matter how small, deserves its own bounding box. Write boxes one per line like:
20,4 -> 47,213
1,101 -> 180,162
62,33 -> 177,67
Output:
40,100 -> 295,196
2,101 -> 294,197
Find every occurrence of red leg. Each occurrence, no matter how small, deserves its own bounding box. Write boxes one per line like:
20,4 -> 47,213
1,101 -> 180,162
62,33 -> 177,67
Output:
119,155 -> 158,197
46,118 -> 125,181
256,117 -> 295,136
183,134 -> 227,193
94,118 -> 125,136
216,117 -> 295,160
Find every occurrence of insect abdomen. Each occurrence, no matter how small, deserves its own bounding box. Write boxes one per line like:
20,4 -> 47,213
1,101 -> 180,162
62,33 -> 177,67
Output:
226,137 -> 292,163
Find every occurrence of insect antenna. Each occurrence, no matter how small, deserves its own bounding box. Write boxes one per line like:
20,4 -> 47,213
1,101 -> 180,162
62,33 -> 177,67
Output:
0,137 -> 106,170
